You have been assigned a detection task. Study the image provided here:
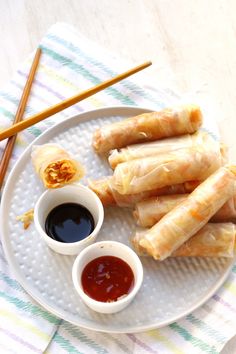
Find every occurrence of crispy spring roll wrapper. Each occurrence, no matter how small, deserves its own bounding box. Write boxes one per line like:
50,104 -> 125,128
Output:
112,137 -> 223,195
88,177 -> 200,207
88,177 -> 116,206
132,223 -> 236,258
135,165 -> 236,260
134,194 -> 188,227
134,194 -> 236,227
31,144 -> 85,188
172,223 -> 236,257
93,104 -> 203,154
108,131 -> 208,169
212,195 -> 236,222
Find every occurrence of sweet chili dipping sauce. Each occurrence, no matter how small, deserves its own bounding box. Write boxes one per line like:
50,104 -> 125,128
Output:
81,256 -> 134,302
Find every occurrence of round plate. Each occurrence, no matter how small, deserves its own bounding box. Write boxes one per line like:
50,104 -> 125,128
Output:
0,106 -> 234,333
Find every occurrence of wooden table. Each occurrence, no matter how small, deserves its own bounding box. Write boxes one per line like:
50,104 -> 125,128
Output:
1,1 -> 236,352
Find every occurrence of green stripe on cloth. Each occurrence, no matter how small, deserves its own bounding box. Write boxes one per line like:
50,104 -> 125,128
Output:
40,46 -> 136,106
0,271 -> 26,293
0,106 -> 15,120
232,264 -> 236,273
45,33 -> 166,107
186,314 -> 226,343
0,292 -> 60,325
101,333 -> 133,354
0,106 -> 42,137
1,82 -> 50,115
50,332 -> 84,354
169,322 -> 218,354
61,322 -> 108,354
0,92 -> 32,115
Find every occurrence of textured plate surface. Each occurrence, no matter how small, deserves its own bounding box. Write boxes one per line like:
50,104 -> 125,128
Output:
0,106 -> 234,333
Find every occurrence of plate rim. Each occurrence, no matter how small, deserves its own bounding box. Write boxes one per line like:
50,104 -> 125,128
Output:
0,105 -> 234,333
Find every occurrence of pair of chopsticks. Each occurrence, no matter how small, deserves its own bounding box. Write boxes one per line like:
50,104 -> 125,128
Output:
0,48 -> 42,189
0,47 -> 151,188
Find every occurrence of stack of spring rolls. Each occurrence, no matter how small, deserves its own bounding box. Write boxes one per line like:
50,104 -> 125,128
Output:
90,104 -> 236,260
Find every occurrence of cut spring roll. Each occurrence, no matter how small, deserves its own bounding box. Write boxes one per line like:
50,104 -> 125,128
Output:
134,194 -> 236,227
93,104 -> 203,154
108,131 -> 207,169
134,165 -> 236,260
31,144 -> 85,188
132,223 -> 235,258
112,137 -> 222,195
88,177 -> 200,207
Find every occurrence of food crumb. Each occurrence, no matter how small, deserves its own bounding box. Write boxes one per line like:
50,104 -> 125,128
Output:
16,208 -> 34,229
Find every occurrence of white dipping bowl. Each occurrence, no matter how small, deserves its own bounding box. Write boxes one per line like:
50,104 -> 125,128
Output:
72,241 -> 143,314
34,184 -> 104,255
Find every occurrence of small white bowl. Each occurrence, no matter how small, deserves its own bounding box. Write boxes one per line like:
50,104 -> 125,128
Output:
72,241 -> 143,314
34,184 -> 104,255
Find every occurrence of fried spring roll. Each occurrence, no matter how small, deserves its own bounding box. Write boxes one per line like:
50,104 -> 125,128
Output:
93,104 -> 202,154
108,131 -> 207,169
112,138 -> 222,195
172,223 -> 236,257
134,194 -> 236,227
88,177 -> 116,206
134,194 -> 188,227
135,165 -> 236,260
88,177 -> 200,207
132,223 -> 236,258
31,144 -> 85,188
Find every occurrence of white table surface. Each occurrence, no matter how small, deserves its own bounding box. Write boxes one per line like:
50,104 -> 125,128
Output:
1,1 -> 236,352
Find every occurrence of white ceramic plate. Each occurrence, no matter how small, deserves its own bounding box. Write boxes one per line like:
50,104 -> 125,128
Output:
0,106 -> 234,333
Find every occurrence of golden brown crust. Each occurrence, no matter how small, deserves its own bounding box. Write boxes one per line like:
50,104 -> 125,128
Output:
136,166 -> 236,260
172,223 -> 235,257
112,139 -> 222,195
92,104 -> 203,154
88,177 -> 200,207
132,223 -> 235,258
134,193 -> 236,227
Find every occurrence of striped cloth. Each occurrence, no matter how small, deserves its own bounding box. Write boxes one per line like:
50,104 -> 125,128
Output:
0,22 -> 236,354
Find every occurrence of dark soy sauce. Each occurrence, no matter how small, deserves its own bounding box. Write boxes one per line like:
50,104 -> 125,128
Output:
45,202 -> 95,243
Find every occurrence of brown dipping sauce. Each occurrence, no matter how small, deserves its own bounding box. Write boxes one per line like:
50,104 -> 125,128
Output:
81,255 -> 134,302
45,202 -> 94,243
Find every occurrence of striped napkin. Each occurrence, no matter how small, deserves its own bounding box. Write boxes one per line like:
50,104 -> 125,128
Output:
0,22 -> 236,354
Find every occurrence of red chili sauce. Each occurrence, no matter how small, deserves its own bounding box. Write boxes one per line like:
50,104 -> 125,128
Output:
81,255 -> 134,302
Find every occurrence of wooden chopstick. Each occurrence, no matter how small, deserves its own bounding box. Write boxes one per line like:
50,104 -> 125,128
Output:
0,61 -> 152,142
0,48 -> 41,188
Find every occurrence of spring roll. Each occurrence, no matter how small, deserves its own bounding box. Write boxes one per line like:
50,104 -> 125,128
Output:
108,131 -> 207,169
93,104 -> 202,154
212,196 -> 236,222
134,194 -> 236,227
112,138 -> 222,195
134,194 -> 188,227
31,144 -> 85,188
134,165 -> 236,260
88,177 -> 200,207
88,177 -> 116,206
132,223 -> 235,258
